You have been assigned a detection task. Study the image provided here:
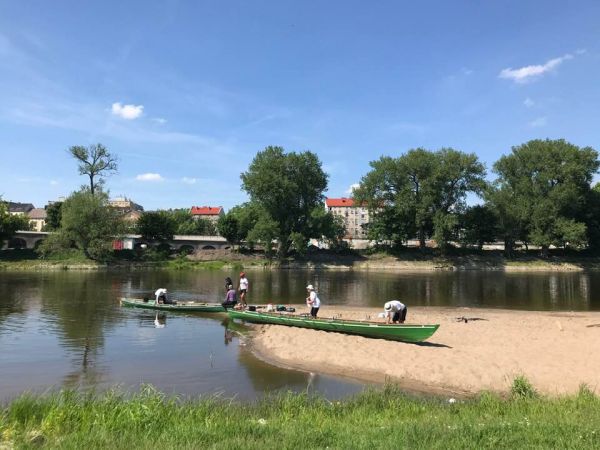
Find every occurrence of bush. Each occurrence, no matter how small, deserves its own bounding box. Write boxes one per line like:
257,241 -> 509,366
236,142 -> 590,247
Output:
511,375 -> 539,399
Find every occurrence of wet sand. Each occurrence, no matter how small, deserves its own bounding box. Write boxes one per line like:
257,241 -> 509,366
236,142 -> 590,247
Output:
247,306 -> 600,396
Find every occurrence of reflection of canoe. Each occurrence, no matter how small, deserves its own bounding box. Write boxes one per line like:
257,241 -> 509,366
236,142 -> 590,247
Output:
228,310 -> 439,342
120,297 -> 225,312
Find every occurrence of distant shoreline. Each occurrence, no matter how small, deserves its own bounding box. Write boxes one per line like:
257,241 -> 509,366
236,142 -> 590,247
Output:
2,253 -> 600,272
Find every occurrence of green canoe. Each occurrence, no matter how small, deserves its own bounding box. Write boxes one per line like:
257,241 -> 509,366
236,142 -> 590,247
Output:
120,297 -> 226,312
227,310 -> 439,342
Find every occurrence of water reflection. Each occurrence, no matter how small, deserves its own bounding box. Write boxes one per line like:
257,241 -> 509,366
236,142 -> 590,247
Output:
3,269 -> 600,401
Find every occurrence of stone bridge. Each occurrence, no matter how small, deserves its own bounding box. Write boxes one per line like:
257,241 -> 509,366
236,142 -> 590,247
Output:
3,231 -> 229,252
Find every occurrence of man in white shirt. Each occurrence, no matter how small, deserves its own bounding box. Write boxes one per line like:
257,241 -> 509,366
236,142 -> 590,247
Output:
306,284 -> 321,318
383,300 -> 407,324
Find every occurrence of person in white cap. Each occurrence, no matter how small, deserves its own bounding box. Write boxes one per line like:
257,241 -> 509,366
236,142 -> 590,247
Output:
383,300 -> 407,324
305,284 -> 320,318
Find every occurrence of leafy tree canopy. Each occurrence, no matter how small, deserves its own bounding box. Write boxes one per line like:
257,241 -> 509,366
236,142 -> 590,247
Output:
241,146 -> 328,257
0,200 -> 31,248
39,191 -> 122,261
137,211 -> 177,242
491,139 -> 599,255
354,148 -> 486,250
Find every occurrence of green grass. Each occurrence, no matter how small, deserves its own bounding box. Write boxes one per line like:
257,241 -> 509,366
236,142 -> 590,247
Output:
2,382 -> 600,449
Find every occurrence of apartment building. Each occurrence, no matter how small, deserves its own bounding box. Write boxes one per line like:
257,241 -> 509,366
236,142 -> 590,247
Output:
325,197 -> 369,239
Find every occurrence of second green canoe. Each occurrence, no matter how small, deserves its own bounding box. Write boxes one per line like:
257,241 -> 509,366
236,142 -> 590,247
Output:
228,310 -> 439,342
121,297 -> 226,312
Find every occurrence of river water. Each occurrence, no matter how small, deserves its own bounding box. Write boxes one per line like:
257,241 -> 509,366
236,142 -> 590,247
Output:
1,269 -> 599,401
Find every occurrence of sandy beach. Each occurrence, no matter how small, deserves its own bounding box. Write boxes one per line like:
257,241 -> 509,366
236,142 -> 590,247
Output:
247,306 -> 600,396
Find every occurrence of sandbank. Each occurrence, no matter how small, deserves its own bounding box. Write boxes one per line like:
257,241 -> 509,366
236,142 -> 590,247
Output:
246,306 -> 600,396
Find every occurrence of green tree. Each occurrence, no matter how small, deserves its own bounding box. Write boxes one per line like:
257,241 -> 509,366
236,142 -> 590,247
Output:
492,139 -> 598,257
43,202 -> 63,231
355,148 -> 486,250
0,200 -> 31,248
241,146 -> 328,257
137,211 -> 176,242
69,143 -> 118,195
39,191 -> 122,261
460,205 -> 499,250
217,213 -> 240,247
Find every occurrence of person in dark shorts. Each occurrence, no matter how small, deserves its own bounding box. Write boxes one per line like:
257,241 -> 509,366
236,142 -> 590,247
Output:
305,284 -> 321,318
238,272 -> 249,306
383,300 -> 407,324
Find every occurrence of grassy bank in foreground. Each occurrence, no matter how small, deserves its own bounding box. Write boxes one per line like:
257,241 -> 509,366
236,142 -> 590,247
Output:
2,381 -> 600,449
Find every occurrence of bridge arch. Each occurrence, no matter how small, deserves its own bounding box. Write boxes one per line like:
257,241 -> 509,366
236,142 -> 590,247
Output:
7,238 -> 27,249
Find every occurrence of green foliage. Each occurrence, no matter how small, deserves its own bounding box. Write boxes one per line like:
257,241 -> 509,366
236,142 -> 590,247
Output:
511,375 -> 539,399
460,205 -> 499,250
355,148 -> 486,250
170,209 -> 217,235
137,211 -> 176,242
217,213 -> 240,245
43,202 -> 62,231
247,215 -> 279,257
39,191 -> 122,261
0,200 -> 31,248
68,143 -> 118,195
492,139 -> 599,256
2,383 -> 600,448
309,208 -> 347,250
241,146 -> 328,257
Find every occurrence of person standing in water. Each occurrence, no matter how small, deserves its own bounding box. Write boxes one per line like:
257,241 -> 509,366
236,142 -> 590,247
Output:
238,272 -> 249,306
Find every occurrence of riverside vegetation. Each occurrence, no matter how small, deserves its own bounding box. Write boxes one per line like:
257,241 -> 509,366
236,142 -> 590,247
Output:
1,379 -> 599,449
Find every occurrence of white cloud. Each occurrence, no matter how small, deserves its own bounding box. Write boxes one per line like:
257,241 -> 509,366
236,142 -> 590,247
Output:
529,117 -> 547,128
499,53 -> 574,83
345,183 -> 360,195
50,179 -> 59,186
111,102 -> 144,120
181,177 -> 197,184
136,173 -> 163,181
152,117 -> 167,124
524,97 -> 535,108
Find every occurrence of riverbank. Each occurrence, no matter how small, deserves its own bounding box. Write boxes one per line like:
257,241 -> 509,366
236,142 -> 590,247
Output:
3,248 -> 600,271
2,385 -> 599,448
248,306 -> 600,397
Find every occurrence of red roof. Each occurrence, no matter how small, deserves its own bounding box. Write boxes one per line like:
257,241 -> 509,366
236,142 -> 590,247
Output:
326,198 -> 356,207
190,206 -> 223,216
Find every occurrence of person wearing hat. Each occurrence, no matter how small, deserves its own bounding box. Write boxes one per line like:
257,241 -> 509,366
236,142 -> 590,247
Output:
238,272 -> 249,306
383,300 -> 407,324
306,284 -> 321,318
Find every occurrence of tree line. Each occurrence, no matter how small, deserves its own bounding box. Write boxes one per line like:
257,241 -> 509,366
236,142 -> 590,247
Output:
2,138 -> 598,261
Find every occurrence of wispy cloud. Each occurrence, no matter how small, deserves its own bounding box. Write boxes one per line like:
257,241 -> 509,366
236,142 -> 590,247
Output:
345,183 -> 360,195
529,117 -> 547,128
111,102 -> 144,120
49,179 -> 59,186
181,177 -> 197,185
523,97 -> 535,108
136,173 -> 163,182
499,53 -> 576,83
152,117 -> 167,124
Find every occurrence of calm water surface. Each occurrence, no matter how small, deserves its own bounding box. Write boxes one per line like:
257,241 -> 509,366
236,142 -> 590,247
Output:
1,269 -> 600,401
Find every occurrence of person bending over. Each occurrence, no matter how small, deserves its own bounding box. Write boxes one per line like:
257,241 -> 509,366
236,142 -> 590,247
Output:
383,300 -> 407,324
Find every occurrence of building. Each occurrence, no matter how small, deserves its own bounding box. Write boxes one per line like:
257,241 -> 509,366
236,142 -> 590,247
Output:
325,197 -> 370,239
7,202 -> 34,215
27,208 -> 47,232
109,197 -> 144,213
190,206 -> 224,224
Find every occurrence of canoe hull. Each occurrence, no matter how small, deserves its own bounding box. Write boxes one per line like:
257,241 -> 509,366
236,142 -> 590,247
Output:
228,310 -> 439,342
120,297 -> 225,312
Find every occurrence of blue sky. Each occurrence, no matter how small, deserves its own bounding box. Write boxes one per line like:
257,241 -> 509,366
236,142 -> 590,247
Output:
1,1 -> 599,210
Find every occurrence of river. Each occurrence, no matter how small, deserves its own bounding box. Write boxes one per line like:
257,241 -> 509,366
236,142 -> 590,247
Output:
1,269 -> 599,401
